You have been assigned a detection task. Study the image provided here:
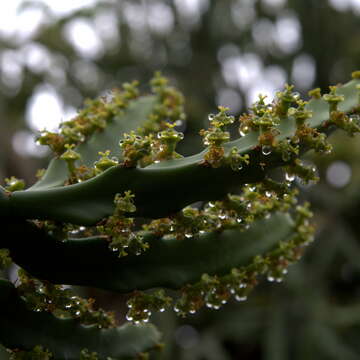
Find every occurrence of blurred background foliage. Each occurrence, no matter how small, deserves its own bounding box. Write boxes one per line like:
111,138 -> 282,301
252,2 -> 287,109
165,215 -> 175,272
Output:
1,0 -> 360,359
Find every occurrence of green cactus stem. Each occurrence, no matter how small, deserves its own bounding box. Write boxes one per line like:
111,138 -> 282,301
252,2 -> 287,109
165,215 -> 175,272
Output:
0,280 -> 161,359
0,78 -> 359,224
2,212 -> 296,292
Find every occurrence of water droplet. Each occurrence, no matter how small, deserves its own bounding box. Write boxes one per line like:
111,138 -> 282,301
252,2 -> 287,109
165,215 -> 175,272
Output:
275,277 -> 283,283
199,230 -> 205,235
236,217 -> 242,224
157,133 -> 162,139
239,126 -> 249,137
265,191 -> 272,198
205,303 -> 213,309
75,310 -> 81,316
246,203 -> 252,210
159,308 -> 165,312
208,202 -> 215,208
126,314 -> 133,321
189,309 -> 196,314
213,305 -> 220,310
235,295 -> 247,302
237,164 -> 243,171
65,303 -> 72,309
219,213 -> 227,220
285,173 -> 295,182
282,269 -> 288,275
169,225 -> 174,232
154,160 -> 160,164
204,138 -> 210,146
262,145 -> 272,156
267,275 -> 275,282
35,308 -> 42,312
221,300 -> 227,304
174,306 -> 180,313
185,233 -> 193,239
239,283 -> 247,289
293,92 -> 300,100
208,114 -> 215,121
143,318 -> 149,323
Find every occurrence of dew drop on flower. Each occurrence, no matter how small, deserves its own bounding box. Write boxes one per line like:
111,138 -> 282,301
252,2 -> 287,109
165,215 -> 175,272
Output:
239,130 -> 246,137
293,92 -> 300,100
262,145 -> 272,156
285,173 -> 295,182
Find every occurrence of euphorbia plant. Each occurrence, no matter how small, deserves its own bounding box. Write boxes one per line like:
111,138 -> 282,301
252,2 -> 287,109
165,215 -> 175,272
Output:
1,71 -> 360,359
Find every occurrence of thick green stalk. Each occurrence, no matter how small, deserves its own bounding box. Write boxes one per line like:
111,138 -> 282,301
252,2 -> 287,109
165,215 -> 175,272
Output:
0,79 -> 358,225
2,213 -> 293,292
0,280 -> 161,359
31,96 -> 157,191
